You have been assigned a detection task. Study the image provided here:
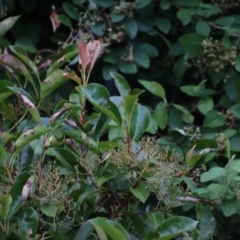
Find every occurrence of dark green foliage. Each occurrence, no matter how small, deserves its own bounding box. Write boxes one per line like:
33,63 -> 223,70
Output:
1,0 -> 240,239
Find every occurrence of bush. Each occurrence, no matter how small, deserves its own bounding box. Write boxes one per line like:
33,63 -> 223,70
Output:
1,0 -> 240,239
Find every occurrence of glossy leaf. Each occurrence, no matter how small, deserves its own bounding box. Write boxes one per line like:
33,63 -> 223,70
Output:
200,167 -> 226,182
0,195 -> 12,221
40,203 -> 58,217
138,80 -> 166,101
130,185 -> 149,203
153,102 -> 168,130
130,103 -> 150,140
157,216 -> 198,240
15,36 -> 37,53
12,126 -> 52,158
124,18 -> 138,39
90,217 -> 131,240
196,204 -> 216,240
46,148 -> 79,171
63,2 -> 79,20
8,172 -> 30,220
62,126 -> 99,153
111,72 -> 131,97
74,222 -> 93,240
18,207 -> 39,238
179,33 -> 206,55
40,70 -> 67,99
82,83 -> 122,126
0,15 -> 20,37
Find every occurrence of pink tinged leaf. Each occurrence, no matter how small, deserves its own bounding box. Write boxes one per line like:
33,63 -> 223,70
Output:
17,92 -> 36,109
50,9 -> 60,32
87,39 -> 103,73
22,176 -> 34,201
78,42 -> 89,71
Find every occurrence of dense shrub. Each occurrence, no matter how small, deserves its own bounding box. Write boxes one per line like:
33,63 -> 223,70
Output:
1,0 -> 240,239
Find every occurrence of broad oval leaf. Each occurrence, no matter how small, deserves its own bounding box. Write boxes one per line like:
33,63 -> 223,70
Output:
90,217 -> 131,240
138,80 -> 166,101
130,185 -> 149,203
18,207 -> 39,238
130,103 -> 150,140
82,83 -> 122,126
111,72 -> 131,97
157,216 -> 198,240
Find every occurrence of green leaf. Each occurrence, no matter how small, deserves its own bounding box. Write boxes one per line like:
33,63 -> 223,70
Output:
63,2 -> 79,20
186,145 -> 202,169
222,201 -> 240,217
203,110 -> 225,127
198,98 -> 214,115
225,70 -> 240,103
130,185 -> 149,203
91,22 -> 106,37
230,103 -> 240,118
82,83 -> 122,126
8,172 -> 30,220
196,21 -> 211,37
12,126 -> 52,158
200,167 -> 226,182
123,94 -> 142,118
0,16 -> 20,37
172,104 -> 194,124
57,14 -> 72,28
135,0 -> 151,9
133,50 -> 150,68
179,33 -> 207,55
135,43 -> 159,57
0,54 -> 34,85
9,45 -> 39,79
153,102 -> 168,130
110,12 -> 125,23
207,183 -> 226,199
46,148 -> 78,171
157,216 -> 198,240
229,160 -> 240,172
173,0 -> 201,7
130,104 -> 150,140
90,217 -> 131,240
124,18 -> 138,39
0,195 -> 12,221
160,0 -> 170,9
76,186 -> 98,210
138,80 -> 166,101
147,212 -> 164,228
15,36 -> 37,53
156,17 -> 171,34
40,70 -> 67,99
91,0 -> 115,7
74,222 -> 93,240
177,9 -> 191,26
62,126 -> 99,153
173,55 -> 188,78
18,208 -> 39,238
111,72 -> 131,97
103,65 -> 117,80
97,172 -> 118,187
40,203 -> 58,217
117,61 -> 137,74
196,204 -> 216,240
